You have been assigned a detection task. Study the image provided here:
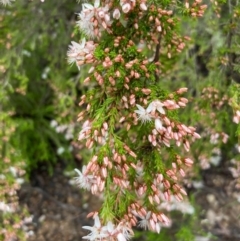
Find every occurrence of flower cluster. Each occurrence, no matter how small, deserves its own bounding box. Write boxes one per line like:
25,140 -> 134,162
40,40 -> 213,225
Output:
77,0 -> 111,38
134,93 -> 200,151
185,0 -> 207,17
134,99 -> 165,124
82,214 -> 134,241
67,38 -> 96,70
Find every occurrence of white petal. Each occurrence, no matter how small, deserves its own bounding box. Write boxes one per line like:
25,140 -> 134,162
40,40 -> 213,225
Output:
83,3 -> 94,9
146,211 -> 151,219
157,106 -> 165,115
106,221 -> 115,232
82,225 -> 94,231
81,38 -> 86,47
70,41 -> 80,48
82,235 -> 91,240
155,119 -> 163,130
94,0 -> 100,8
155,223 -> 161,233
117,233 -> 126,241
146,102 -> 154,113
136,104 -> 145,112
74,168 -> 82,176
82,165 -> 87,174
94,215 -> 101,228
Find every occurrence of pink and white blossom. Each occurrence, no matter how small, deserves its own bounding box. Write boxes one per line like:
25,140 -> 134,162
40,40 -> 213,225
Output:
82,215 -> 108,240
67,39 -> 95,70
77,0 -> 111,38
82,216 -> 133,241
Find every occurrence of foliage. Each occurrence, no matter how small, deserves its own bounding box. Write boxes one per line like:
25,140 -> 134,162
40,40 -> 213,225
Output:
0,0 -> 81,173
0,0 -> 82,239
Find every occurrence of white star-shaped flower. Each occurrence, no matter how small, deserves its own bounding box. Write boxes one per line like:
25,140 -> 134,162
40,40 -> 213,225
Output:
138,211 -> 151,230
117,221 -> 134,240
134,104 -> 152,123
67,39 -> 86,65
82,215 -> 108,240
74,166 -> 95,190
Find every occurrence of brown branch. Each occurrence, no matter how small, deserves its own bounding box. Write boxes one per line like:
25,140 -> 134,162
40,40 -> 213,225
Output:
152,34 -> 162,82
153,34 -> 162,63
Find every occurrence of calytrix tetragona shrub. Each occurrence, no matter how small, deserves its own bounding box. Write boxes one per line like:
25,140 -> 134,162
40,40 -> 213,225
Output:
68,0 -> 206,240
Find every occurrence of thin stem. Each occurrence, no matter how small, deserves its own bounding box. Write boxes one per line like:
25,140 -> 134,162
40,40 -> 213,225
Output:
152,33 -> 162,82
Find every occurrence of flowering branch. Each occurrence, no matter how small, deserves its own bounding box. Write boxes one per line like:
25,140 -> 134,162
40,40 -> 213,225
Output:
68,0 -> 206,240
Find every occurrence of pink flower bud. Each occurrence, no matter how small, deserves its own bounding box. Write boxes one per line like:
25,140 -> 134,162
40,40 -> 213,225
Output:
154,194 -> 160,204
140,3 -> 147,11
157,25 -> 162,32
113,8 -> 121,19
193,132 -> 201,139
164,191 -> 170,201
122,3 -> 131,13
141,88 -> 151,95
103,122 -> 108,130
184,158 -> 193,166
134,23 -> 139,29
